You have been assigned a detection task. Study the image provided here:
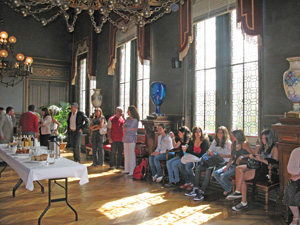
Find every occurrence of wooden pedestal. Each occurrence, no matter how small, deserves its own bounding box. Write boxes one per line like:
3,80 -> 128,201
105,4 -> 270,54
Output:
141,116 -> 180,154
272,118 -> 300,196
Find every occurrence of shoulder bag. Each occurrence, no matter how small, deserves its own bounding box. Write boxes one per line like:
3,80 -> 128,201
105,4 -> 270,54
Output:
99,118 -> 107,135
246,158 -> 262,169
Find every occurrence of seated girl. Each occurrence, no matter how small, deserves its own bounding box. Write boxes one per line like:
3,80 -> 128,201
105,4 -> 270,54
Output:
227,129 -> 278,211
283,147 -> 300,225
186,126 -> 231,201
165,126 -> 191,188
149,123 -> 174,183
213,130 -> 252,196
178,126 -> 209,191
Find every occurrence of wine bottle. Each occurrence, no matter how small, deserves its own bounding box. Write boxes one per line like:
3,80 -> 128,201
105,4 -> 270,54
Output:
24,135 -> 28,147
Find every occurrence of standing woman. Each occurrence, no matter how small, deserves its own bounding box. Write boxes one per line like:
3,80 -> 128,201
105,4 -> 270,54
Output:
89,107 -> 105,167
122,105 -> 140,175
214,129 -> 252,196
39,108 -> 52,147
227,129 -> 278,211
49,109 -> 60,135
283,147 -> 300,225
165,126 -> 191,188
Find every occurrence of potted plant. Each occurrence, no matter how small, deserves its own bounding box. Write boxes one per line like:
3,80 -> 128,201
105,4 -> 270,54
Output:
49,102 -> 71,149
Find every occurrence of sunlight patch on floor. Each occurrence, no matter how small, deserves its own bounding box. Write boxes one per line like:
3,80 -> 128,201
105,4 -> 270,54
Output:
97,192 -> 167,219
60,169 -> 121,182
138,205 -> 222,225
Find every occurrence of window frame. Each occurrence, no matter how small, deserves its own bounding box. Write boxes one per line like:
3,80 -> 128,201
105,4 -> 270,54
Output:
193,10 -> 260,137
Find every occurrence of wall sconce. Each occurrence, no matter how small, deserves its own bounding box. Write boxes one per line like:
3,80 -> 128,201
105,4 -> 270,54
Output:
171,57 -> 181,68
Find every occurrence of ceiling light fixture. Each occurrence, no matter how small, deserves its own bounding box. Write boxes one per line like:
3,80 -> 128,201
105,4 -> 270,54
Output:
4,0 -> 183,34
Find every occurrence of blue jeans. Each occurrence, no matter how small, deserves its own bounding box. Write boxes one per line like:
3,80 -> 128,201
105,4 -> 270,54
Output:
92,133 -> 105,166
149,153 -> 169,178
213,164 -> 236,193
178,162 -> 195,184
166,156 -> 181,183
24,131 -> 36,137
194,163 -> 213,192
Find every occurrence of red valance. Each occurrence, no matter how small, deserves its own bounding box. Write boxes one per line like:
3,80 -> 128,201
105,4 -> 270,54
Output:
178,0 -> 193,61
236,0 -> 261,36
137,25 -> 150,65
107,23 -> 118,75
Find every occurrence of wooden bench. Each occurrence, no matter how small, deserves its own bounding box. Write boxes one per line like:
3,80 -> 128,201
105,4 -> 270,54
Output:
231,163 -> 279,212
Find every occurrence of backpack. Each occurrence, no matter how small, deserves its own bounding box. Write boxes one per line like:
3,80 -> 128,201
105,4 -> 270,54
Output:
99,117 -> 107,135
133,158 -> 148,180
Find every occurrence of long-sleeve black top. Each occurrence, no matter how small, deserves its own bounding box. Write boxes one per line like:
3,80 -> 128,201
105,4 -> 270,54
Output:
186,139 -> 209,158
178,138 -> 191,158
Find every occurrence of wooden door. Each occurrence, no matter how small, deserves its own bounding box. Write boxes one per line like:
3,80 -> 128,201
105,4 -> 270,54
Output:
28,80 -> 49,108
28,80 -> 68,109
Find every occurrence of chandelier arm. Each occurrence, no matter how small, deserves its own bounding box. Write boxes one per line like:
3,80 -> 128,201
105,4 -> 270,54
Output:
112,10 -> 131,21
31,9 -> 64,24
3,0 -> 21,13
26,4 -> 56,15
89,14 -> 105,33
22,0 -> 50,7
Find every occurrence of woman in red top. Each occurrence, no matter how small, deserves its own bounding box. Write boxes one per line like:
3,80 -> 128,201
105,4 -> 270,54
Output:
178,126 -> 209,191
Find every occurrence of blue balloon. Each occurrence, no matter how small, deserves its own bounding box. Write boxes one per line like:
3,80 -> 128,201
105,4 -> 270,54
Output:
150,82 -> 166,115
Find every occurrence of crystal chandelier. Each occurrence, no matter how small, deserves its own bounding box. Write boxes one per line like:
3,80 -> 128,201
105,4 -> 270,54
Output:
0,19 -> 33,87
4,0 -> 182,33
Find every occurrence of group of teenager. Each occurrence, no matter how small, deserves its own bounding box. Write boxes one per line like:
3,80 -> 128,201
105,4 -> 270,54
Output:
148,123 -> 280,211
89,108 -> 300,222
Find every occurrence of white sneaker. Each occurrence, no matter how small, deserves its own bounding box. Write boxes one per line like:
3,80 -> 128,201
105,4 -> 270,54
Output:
156,176 -> 163,183
152,174 -> 158,181
128,172 -> 133,176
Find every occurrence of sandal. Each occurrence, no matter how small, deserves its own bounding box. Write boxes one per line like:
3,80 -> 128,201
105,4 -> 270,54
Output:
187,184 -> 194,191
180,183 -> 191,189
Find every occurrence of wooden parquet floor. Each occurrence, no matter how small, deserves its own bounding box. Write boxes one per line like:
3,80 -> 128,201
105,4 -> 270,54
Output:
0,149 -> 288,225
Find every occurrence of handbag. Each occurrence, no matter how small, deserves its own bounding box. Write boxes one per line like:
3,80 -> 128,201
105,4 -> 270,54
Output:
246,158 -> 262,169
180,154 -> 202,164
201,153 -> 225,168
99,118 -> 107,135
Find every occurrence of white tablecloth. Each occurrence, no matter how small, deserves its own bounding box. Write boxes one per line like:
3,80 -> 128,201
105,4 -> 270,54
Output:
0,144 -> 89,191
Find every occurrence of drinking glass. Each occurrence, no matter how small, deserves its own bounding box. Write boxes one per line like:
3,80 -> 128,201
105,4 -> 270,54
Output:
47,150 -> 55,165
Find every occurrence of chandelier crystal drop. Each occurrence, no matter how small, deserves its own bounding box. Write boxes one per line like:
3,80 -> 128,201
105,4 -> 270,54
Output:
0,19 -> 33,87
4,0 -> 183,34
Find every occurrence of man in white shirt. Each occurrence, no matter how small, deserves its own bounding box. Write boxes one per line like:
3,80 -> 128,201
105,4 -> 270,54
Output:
67,102 -> 89,162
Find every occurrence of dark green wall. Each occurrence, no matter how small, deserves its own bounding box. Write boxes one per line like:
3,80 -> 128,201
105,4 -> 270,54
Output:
261,0 -> 300,129
0,3 -> 72,112
0,3 -> 72,61
94,23 -> 114,117
150,12 -> 185,117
